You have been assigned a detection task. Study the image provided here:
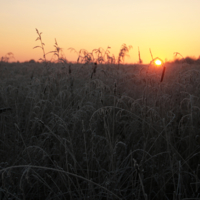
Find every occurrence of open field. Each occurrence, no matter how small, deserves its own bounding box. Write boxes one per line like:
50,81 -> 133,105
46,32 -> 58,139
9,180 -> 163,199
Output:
0,61 -> 200,199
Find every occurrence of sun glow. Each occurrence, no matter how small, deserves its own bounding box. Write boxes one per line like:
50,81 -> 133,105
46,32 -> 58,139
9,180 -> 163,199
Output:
155,59 -> 162,66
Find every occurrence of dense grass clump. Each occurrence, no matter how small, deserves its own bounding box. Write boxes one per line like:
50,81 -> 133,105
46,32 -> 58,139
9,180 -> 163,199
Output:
0,60 -> 200,200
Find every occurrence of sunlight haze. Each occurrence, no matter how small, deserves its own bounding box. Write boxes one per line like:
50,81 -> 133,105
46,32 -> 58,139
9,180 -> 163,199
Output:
1,0 -> 200,63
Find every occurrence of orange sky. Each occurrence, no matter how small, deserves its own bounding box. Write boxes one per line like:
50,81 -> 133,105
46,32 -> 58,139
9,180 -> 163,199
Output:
1,0 -> 200,64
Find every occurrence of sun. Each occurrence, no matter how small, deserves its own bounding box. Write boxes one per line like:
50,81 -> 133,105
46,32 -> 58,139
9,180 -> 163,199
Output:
155,59 -> 162,66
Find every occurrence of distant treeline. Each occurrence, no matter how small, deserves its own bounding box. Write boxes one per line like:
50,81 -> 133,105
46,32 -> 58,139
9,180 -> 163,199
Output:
1,57 -> 200,65
18,57 -> 200,65
170,56 -> 200,64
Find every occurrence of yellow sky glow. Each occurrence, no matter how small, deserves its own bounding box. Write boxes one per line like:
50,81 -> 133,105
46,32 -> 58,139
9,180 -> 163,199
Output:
1,0 -> 200,63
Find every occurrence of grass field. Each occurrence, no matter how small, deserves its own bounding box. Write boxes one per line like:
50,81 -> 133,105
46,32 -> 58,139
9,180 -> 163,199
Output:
0,59 -> 200,199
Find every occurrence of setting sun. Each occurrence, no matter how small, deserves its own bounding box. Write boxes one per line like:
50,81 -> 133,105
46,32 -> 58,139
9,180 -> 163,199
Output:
155,59 -> 162,66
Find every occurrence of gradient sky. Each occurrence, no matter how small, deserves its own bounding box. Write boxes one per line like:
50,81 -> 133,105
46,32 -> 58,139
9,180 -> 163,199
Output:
1,0 -> 200,63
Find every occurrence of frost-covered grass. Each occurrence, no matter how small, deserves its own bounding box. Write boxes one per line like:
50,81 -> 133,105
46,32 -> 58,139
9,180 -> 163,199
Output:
0,61 -> 200,199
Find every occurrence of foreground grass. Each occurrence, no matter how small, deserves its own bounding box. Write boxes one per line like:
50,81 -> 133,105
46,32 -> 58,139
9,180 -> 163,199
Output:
0,61 -> 200,199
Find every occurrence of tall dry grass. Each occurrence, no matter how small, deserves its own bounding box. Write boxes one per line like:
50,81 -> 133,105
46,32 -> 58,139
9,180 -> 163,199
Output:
0,30 -> 200,199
